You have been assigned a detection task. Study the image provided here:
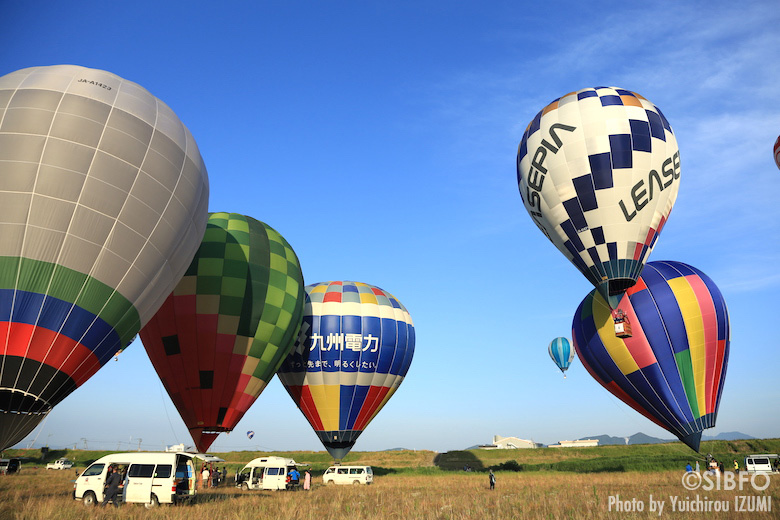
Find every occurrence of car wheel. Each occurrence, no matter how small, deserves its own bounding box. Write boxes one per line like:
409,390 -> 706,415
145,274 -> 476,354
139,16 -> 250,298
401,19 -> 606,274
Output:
242,482 -> 250,491
353,480 -> 361,485
82,491 -> 97,506
326,480 -> 335,486
144,494 -> 159,509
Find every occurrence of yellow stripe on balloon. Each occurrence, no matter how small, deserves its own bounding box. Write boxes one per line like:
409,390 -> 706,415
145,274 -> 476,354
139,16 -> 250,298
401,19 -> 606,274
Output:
668,277 -> 707,417
593,293 -> 640,375
309,385 -> 341,431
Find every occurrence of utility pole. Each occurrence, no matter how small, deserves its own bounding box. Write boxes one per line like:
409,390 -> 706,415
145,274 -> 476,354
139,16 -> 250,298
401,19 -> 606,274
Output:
137,438 -> 142,451
81,438 -> 88,450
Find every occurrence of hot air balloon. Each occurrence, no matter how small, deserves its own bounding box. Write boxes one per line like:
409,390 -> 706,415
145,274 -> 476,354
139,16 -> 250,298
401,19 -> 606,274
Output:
278,281 -> 415,461
572,261 -> 730,452
139,213 -> 305,452
774,135 -> 780,170
0,65 -> 209,450
517,87 -> 680,307
548,337 -> 575,377
247,431 -> 255,440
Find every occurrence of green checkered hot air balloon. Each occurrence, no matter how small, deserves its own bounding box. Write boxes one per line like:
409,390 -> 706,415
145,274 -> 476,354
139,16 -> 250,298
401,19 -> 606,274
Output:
139,212 -> 305,452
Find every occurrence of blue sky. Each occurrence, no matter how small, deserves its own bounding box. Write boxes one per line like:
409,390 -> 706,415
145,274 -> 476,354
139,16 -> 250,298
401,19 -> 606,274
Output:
3,0 -> 779,453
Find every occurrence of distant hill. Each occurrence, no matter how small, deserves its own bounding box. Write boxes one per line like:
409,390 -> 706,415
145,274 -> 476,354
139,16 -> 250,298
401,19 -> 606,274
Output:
579,431 -> 756,445
702,431 -> 755,441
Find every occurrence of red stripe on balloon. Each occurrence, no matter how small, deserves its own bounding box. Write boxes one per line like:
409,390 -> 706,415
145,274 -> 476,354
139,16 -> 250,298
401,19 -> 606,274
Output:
0,321 -> 100,387
297,385 -> 324,431
353,385 -> 390,431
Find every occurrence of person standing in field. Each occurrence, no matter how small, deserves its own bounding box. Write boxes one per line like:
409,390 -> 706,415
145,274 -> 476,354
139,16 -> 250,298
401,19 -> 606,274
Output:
101,465 -> 122,507
489,469 -> 496,490
202,466 -> 210,489
695,460 -> 700,472
303,469 -> 312,491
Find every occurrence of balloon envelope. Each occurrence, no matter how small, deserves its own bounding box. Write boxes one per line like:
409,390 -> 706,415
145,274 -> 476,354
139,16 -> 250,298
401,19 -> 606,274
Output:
139,213 -> 305,452
548,337 -> 575,375
0,65 -> 209,449
517,87 -> 680,306
572,261 -> 730,452
278,281 -> 415,460
774,136 -> 780,170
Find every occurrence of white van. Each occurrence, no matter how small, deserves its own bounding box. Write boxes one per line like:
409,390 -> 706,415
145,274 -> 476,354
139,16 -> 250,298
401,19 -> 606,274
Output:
73,452 -> 198,507
237,456 -> 302,490
744,454 -> 779,474
322,465 -> 373,485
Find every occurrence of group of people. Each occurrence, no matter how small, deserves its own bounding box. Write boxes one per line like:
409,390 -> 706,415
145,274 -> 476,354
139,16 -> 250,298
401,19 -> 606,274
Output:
685,456 -> 738,475
286,467 -> 312,490
201,464 -> 228,488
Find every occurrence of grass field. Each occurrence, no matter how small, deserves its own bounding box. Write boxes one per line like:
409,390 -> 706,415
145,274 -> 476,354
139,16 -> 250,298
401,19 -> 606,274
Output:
1,440 -> 778,519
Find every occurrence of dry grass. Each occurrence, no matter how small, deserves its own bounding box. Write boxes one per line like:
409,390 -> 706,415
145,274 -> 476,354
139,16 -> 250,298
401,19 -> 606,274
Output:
1,468 -> 777,519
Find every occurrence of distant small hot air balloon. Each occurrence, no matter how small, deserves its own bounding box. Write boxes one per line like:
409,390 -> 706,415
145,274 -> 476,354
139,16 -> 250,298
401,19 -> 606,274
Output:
548,337 -> 575,377
517,87 -> 680,307
572,261 -> 730,452
774,136 -> 780,170
139,213 -> 305,453
247,431 -> 255,440
278,281 -> 415,461
0,65 -> 209,450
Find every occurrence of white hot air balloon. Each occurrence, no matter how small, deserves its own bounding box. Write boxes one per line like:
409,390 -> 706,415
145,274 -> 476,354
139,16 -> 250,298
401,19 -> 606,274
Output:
0,65 -> 209,449
517,87 -> 680,307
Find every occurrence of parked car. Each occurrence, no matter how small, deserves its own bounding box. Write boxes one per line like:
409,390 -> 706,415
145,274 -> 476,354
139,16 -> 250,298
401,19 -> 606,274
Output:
47,458 -> 74,470
236,456 -> 304,490
0,458 -> 21,474
74,452 -> 200,507
322,465 -> 373,485
744,454 -> 779,474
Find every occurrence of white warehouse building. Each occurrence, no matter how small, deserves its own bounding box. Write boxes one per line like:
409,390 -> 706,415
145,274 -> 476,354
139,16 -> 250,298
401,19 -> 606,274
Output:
480,435 -> 540,449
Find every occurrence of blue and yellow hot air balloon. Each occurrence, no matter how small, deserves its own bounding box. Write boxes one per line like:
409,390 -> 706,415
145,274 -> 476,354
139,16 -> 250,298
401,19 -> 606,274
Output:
517,88 -> 680,307
278,281 -> 415,460
572,261 -> 730,452
0,65 -> 209,449
548,337 -> 575,377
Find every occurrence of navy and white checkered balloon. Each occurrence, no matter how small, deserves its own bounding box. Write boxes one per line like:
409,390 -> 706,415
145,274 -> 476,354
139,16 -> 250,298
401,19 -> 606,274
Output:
517,87 -> 680,304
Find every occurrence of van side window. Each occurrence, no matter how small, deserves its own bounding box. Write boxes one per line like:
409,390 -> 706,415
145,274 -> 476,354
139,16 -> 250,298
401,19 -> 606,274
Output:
265,468 -> 281,476
155,465 -> 172,478
349,468 -> 363,474
128,464 -> 155,478
325,468 -> 334,474
82,464 -> 105,477
338,468 -> 348,474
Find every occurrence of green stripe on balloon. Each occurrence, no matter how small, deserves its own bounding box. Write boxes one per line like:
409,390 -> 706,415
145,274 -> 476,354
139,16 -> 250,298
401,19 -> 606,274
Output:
0,256 -> 139,346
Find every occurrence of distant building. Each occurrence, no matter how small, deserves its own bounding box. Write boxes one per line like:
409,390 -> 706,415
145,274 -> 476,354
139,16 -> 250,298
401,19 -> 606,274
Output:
480,435 -> 540,449
548,439 -> 599,448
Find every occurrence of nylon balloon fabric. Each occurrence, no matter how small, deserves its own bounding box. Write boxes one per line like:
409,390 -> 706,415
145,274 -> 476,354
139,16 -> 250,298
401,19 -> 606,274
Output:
139,213 -> 304,452
548,337 -> 575,375
278,281 -> 415,460
572,261 -> 730,452
517,87 -> 680,306
0,65 -> 209,449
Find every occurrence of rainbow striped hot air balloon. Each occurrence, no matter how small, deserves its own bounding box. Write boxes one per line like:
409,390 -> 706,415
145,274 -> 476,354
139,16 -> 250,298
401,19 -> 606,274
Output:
572,261 -> 730,452
278,281 -> 415,461
139,213 -> 305,453
548,337 -> 575,377
0,65 -> 209,450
